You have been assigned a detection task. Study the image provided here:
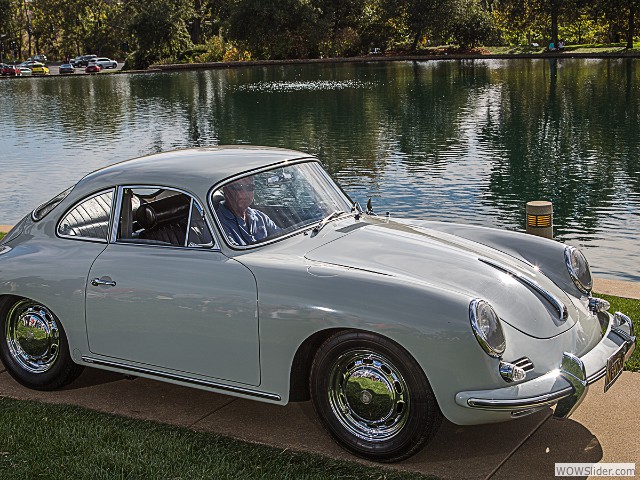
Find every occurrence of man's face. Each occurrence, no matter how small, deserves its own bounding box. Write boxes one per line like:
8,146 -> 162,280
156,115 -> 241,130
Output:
225,176 -> 255,213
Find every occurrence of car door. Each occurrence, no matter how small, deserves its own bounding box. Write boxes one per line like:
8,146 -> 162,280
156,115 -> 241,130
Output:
85,186 -> 260,386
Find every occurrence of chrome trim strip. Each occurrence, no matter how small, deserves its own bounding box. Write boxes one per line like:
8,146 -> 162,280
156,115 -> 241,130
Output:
185,198 -> 194,247
480,258 -> 568,321
82,356 -> 281,401
467,386 -> 574,410
587,366 -> 606,384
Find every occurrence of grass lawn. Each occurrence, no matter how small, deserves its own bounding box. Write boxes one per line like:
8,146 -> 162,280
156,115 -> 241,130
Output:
0,232 -> 4,240
594,292 -> 640,372
486,42 -> 640,55
0,397 -> 434,480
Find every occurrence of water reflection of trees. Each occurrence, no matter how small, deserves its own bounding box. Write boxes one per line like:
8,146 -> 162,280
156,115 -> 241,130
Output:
8,60 -> 638,239
480,59 -> 640,238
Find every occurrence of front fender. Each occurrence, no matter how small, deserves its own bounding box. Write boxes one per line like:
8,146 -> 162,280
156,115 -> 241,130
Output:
412,220 -> 583,297
246,257 -> 505,424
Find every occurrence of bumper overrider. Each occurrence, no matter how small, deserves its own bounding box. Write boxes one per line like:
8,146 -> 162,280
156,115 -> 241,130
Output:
455,311 -> 636,419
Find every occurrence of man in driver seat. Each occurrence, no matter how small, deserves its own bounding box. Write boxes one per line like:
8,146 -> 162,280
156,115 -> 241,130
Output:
217,176 -> 280,245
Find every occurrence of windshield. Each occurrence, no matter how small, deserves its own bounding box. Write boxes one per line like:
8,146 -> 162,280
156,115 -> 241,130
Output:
211,161 -> 352,247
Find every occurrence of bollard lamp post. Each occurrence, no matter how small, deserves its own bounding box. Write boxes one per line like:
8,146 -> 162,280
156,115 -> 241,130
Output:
526,201 -> 553,239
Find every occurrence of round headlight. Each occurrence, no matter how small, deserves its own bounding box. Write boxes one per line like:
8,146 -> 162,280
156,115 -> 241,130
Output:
469,299 -> 506,358
564,246 -> 592,294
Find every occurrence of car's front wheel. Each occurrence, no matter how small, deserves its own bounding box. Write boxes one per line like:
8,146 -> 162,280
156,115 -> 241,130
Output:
0,297 -> 83,390
310,331 -> 442,462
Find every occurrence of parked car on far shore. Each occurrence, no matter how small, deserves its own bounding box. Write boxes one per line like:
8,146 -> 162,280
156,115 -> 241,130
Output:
30,62 -> 50,75
76,55 -> 97,67
85,63 -> 101,73
59,63 -> 75,74
18,66 -> 32,76
90,57 -> 118,69
0,64 -> 21,76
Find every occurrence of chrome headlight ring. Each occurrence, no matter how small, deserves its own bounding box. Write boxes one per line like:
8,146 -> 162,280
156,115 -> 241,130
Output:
469,299 -> 506,358
564,246 -> 593,294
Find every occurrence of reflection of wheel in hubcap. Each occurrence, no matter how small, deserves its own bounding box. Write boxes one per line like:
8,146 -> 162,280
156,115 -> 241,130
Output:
6,300 -> 60,373
328,349 -> 410,442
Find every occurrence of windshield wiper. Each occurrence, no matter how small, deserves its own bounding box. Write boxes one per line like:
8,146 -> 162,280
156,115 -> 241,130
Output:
312,210 -> 347,235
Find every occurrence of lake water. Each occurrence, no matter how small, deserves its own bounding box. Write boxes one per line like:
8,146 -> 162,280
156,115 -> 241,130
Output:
1,59 -> 638,281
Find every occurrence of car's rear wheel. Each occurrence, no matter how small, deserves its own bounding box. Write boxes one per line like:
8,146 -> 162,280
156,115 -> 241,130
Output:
310,331 -> 442,462
0,297 -> 83,390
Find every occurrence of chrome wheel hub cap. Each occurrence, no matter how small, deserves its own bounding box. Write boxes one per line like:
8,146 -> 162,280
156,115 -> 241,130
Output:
328,349 -> 409,442
6,300 -> 59,373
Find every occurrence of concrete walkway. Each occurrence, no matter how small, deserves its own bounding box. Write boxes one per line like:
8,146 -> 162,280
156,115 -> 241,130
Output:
0,365 -> 637,479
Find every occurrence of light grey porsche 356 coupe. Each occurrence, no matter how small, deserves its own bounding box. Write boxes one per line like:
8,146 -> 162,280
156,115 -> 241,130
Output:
0,147 -> 635,462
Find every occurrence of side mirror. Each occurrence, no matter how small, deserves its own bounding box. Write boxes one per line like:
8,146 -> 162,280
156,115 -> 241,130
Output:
366,198 -> 375,215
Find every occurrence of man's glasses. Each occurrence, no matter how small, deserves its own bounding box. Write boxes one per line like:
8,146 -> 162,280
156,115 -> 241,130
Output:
228,183 -> 255,192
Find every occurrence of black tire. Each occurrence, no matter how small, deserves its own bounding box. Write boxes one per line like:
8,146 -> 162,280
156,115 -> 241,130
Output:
0,297 -> 83,391
310,330 -> 443,462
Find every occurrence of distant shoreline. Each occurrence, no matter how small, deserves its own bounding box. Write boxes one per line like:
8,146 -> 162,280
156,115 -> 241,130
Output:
3,51 -> 638,79
150,51 -> 640,72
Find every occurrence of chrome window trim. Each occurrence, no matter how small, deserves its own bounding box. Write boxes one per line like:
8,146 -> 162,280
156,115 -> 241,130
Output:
209,158 -> 352,251
111,184 -> 220,251
81,356 -> 280,401
31,185 -> 75,222
56,188 -> 115,243
184,198 -> 194,247
480,258 -> 568,321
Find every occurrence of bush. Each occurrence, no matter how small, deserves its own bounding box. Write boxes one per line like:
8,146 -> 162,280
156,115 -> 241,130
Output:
177,46 -> 208,63
447,0 -> 497,49
222,47 -> 252,62
320,28 -> 362,57
193,37 -> 227,63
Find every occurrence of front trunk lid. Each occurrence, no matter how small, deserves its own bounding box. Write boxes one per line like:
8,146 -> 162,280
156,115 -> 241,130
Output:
305,219 -> 577,339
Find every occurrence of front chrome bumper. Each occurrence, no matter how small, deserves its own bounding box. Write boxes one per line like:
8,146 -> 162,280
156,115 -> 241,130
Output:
455,311 -> 636,419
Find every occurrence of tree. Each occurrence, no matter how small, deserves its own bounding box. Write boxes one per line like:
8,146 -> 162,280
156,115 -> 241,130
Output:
0,0 -> 23,61
128,0 -> 194,68
224,0 -> 321,59
446,0 -> 496,48
381,0 -> 456,50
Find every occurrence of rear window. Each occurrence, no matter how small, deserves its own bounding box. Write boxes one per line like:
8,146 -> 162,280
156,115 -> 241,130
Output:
32,186 -> 75,222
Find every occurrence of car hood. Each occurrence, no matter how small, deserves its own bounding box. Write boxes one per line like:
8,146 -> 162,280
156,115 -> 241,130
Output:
304,219 -> 578,339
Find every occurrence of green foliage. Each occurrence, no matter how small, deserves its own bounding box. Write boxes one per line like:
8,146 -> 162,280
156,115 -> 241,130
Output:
594,293 -> 640,372
224,0 -> 322,59
446,0 -> 497,48
127,0 -> 194,68
2,0 -> 640,63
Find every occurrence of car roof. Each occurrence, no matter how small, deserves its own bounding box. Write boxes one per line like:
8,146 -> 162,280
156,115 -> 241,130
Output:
75,146 -> 314,198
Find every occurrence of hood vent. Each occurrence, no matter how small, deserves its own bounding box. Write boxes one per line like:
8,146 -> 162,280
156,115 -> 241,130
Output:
479,258 -> 568,322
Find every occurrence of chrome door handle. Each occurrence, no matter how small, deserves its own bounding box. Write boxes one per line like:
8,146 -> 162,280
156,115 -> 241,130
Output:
91,278 -> 116,287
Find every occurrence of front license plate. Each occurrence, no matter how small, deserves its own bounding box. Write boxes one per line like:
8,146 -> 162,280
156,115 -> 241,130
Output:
604,344 -> 626,392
